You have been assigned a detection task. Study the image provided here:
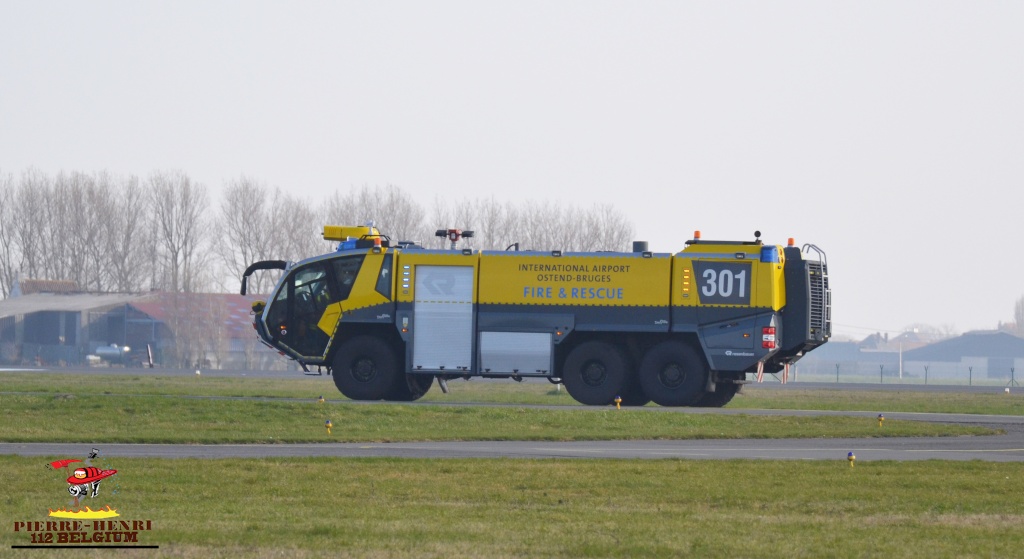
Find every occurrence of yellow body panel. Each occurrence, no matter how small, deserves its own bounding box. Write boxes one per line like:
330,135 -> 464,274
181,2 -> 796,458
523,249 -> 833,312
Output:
477,253 -> 671,307
394,251 -> 481,304
763,247 -> 786,310
672,244 -> 785,310
317,303 -> 343,335
316,250 -> 391,336
345,250 -> 390,309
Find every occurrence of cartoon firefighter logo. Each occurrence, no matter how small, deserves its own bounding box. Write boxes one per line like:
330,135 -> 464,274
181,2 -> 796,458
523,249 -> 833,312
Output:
65,466 -> 118,505
45,448 -> 120,518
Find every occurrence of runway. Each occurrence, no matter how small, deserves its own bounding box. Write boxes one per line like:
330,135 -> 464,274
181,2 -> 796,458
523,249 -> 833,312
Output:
3,430 -> 1023,462
3,408 -> 1022,462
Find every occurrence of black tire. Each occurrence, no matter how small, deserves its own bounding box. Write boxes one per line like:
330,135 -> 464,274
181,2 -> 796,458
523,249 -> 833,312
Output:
331,336 -> 402,400
638,341 -> 708,407
561,341 -> 630,406
388,373 -> 434,402
618,374 -> 651,406
693,382 -> 740,407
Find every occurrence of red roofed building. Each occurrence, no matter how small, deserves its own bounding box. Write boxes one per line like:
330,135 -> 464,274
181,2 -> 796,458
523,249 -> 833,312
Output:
121,292 -> 282,369
1,289 -> 284,369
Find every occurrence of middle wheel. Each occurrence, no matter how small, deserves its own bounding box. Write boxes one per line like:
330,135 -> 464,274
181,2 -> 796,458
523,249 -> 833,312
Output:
638,340 -> 708,407
561,340 -> 630,406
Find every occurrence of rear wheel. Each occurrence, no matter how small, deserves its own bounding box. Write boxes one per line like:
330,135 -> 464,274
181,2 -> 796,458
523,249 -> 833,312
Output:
388,373 -> 434,401
638,341 -> 707,407
561,341 -> 629,406
332,336 -> 401,400
693,382 -> 740,407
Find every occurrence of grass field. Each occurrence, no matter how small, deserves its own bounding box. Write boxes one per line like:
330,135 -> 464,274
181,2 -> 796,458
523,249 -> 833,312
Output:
0,392 -> 993,443
0,372 -> 999,443
3,371 -> 1024,415
2,371 -> 1020,558
4,456 -> 1023,558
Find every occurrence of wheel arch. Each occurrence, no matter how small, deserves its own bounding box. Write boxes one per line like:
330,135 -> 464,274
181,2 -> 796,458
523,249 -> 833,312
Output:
554,331 -> 706,378
327,322 -> 406,371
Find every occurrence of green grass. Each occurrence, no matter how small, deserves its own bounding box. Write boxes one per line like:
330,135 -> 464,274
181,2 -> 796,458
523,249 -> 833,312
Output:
1,372 -> 1020,557
0,393 -> 990,443
731,387 -> 1024,416
0,372 -> 1010,443
4,371 -> 1024,415
3,456 -> 1023,558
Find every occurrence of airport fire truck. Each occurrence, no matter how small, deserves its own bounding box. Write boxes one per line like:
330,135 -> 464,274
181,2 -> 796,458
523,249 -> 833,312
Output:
241,226 -> 830,407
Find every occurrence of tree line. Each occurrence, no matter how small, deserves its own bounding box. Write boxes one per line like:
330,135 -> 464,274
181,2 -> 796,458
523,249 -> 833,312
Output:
0,169 -> 635,297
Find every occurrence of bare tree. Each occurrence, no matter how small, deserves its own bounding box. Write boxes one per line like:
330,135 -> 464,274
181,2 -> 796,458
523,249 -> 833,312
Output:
429,197 -> 635,253
274,193 -> 330,264
11,169 -> 49,281
462,197 -> 512,251
56,171 -> 108,291
1015,296 -> 1024,337
581,203 -> 634,252
148,170 -> 210,293
2,169 -> 637,303
428,195 -> 477,249
104,174 -> 151,292
38,173 -> 73,283
380,185 -> 430,244
0,171 -> 16,297
324,185 -> 429,246
216,176 -> 277,294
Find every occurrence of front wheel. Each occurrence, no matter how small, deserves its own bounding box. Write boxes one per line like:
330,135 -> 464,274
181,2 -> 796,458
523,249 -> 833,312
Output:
332,336 -> 401,400
638,341 -> 708,407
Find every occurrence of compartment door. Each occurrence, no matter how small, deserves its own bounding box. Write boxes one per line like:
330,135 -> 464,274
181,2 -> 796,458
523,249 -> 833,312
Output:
412,265 -> 474,371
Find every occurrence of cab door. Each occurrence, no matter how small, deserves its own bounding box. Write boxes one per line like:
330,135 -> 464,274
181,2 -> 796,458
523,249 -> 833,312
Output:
263,254 -> 365,362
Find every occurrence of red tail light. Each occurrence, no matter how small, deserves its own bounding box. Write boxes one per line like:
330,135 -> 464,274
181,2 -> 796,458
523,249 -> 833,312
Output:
762,327 -> 777,349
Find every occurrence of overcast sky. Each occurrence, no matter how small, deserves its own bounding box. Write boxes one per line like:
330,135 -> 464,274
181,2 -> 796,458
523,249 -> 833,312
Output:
2,1 -> 1022,339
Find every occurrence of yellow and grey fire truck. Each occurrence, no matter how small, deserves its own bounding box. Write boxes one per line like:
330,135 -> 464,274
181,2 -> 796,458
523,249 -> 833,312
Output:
241,226 -> 830,407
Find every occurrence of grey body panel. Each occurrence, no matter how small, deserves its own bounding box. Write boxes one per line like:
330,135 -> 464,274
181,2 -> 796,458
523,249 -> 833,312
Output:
478,332 -> 552,375
477,304 -> 668,333
674,306 -> 779,372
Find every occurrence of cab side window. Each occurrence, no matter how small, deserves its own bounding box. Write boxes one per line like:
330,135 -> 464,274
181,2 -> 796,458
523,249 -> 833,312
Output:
332,256 -> 365,300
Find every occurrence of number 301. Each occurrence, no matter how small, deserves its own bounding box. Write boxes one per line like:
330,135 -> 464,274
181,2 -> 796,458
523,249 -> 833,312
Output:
701,269 -> 746,298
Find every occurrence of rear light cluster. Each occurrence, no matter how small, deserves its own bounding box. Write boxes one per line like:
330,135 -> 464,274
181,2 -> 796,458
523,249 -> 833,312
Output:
762,327 -> 776,349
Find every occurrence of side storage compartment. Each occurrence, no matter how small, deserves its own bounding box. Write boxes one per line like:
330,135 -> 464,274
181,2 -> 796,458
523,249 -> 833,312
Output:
411,265 -> 475,371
